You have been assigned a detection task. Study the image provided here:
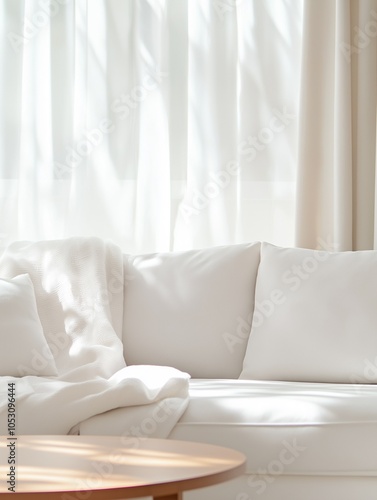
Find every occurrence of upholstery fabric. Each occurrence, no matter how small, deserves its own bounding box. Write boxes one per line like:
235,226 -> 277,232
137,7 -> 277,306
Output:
0,274 -> 57,377
240,242 -> 377,383
123,242 -> 260,378
170,379 -> 377,475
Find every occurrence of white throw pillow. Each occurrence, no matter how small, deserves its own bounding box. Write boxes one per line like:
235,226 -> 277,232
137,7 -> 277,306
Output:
0,274 -> 58,377
240,242 -> 377,383
123,243 -> 261,378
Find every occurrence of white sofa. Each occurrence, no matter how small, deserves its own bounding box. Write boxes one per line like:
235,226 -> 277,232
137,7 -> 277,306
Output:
1,239 -> 377,499
80,241 -> 377,500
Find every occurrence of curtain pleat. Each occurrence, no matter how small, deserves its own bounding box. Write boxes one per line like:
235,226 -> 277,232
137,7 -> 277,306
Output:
8,0 -> 377,253
295,0 -> 377,251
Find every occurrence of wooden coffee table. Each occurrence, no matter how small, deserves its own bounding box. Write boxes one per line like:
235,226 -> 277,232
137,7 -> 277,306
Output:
0,436 -> 246,499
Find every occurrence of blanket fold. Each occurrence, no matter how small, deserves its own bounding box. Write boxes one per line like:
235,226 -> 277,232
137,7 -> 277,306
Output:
0,237 -> 189,435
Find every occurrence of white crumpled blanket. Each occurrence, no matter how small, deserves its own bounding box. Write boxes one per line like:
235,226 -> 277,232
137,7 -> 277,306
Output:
0,237 -> 189,435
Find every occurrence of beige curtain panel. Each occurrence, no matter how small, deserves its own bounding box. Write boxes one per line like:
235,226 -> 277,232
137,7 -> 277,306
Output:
295,0 -> 377,251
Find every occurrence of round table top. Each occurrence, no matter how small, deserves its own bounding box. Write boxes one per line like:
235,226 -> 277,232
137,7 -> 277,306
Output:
0,435 -> 246,499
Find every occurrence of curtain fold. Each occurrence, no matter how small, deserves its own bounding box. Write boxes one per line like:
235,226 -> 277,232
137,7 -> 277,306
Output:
295,0 -> 377,251
0,0 -> 303,253
5,1 -> 377,253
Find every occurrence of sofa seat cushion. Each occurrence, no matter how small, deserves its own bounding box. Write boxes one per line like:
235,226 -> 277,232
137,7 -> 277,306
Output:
169,379 -> 377,476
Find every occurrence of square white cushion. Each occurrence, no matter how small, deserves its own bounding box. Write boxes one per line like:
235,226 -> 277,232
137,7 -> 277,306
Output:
0,274 -> 58,377
123,243 -> 260,378
240,242 -> 377,383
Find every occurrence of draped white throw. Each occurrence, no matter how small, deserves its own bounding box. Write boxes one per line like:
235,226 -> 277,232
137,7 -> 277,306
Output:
0,237 -> 190,435
0,0 -> 376,252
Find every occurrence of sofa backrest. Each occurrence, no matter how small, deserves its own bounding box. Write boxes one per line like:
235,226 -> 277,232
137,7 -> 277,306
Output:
122,242 -> 260,378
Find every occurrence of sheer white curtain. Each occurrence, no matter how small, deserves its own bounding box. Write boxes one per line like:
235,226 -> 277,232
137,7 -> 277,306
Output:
295,0 -> 377,251
0,0 -> 303,253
